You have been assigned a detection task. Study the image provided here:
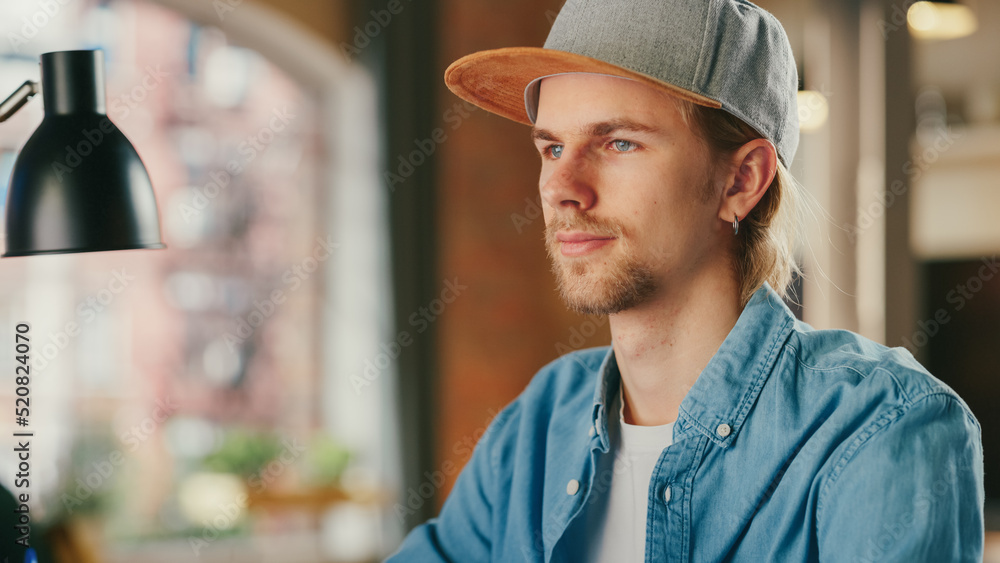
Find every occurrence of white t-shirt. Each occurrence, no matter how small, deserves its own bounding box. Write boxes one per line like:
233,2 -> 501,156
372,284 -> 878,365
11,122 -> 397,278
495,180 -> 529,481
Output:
586,391 -> 675,562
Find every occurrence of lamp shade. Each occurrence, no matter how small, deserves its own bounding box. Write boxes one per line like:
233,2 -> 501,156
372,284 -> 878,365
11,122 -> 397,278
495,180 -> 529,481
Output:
3,49 -> 165,257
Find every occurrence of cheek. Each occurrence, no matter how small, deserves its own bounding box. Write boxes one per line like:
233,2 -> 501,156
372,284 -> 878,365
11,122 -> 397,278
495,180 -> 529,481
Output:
632,195 -> 706,247
542,203 -> 553,225
538,163 -> 552,187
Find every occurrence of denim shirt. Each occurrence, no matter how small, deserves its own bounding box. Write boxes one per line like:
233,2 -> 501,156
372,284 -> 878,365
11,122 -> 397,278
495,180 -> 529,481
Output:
389,283 -> 984,562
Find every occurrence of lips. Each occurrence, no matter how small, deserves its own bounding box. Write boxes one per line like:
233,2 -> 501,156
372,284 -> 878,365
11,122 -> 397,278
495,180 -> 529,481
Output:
556,231 -> 616,257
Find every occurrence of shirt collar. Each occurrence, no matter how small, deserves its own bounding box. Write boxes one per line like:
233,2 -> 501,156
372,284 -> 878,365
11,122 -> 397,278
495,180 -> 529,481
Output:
591,282 -> 795,449
591,347 -> 619,453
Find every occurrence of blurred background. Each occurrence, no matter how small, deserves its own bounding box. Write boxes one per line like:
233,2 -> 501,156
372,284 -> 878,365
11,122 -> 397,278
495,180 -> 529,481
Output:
0,0 -> 996,561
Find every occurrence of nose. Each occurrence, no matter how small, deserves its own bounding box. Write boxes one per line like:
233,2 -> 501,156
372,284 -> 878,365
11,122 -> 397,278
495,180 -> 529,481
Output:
539,153 -> 597,212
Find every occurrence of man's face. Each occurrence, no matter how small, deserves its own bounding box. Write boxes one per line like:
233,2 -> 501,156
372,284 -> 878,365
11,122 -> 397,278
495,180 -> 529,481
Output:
533,74 -> 725,315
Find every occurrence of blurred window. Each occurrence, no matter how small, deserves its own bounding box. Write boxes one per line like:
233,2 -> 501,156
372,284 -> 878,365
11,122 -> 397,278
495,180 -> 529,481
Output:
0,1 -> 396,560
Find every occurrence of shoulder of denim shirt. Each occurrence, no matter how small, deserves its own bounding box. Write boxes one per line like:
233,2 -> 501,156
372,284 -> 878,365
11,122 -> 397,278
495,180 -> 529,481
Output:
520,345 -> 610,401
491,344 -> 609,424
472,346 -> 610,460
782,317 -> 979,428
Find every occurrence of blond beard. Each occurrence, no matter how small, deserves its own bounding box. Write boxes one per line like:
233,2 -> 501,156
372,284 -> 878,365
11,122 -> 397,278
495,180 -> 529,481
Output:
545,214 -> 656,316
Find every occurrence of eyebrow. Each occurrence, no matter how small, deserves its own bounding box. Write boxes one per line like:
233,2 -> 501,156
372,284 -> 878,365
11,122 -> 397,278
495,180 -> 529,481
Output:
531,119 -> 662,142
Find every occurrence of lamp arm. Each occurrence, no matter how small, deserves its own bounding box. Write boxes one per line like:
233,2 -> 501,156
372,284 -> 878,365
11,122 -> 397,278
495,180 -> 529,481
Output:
0,80 -> 39,123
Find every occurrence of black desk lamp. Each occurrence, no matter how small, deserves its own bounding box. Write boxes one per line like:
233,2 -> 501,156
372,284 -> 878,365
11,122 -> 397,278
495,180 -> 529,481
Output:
0,49 -> 165,257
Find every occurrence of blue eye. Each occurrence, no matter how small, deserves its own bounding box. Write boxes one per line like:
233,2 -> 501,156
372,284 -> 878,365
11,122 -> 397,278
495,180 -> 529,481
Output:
549,145 -> 564,159
612,140 -> 637,152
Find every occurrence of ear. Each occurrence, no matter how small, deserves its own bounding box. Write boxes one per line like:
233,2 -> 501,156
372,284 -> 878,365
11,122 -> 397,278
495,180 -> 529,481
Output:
716,138 -> 778,224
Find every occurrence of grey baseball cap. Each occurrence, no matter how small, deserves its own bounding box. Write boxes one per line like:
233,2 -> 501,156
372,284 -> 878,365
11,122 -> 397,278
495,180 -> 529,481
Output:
445,0 -> 800,166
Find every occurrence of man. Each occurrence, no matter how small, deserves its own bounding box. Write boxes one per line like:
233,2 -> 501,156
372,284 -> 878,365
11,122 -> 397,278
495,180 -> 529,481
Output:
390,0 -> 984,561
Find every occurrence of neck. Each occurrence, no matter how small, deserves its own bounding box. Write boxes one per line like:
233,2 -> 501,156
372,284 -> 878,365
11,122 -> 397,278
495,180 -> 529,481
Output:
611,265 -> 742,426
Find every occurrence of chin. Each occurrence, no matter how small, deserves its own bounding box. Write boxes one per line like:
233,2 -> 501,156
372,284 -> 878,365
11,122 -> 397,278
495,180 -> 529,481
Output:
552,256 -> 657,316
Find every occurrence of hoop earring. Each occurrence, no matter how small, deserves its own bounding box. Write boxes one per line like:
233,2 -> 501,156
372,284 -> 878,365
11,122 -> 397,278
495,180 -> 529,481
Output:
733,214 -> 740,236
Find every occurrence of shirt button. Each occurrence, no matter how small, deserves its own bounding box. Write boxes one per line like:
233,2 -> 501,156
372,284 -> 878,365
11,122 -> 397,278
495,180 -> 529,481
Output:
566,479 -> 580,495
662,486 -> 672,504
716,423 -> 732,437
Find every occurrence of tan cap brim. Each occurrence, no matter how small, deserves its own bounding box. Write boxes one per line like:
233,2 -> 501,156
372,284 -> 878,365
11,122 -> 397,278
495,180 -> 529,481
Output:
444,47 -> 722,125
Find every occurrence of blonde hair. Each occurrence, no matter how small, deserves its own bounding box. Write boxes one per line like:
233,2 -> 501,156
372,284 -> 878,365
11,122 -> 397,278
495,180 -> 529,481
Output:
678,101 -> 804,307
